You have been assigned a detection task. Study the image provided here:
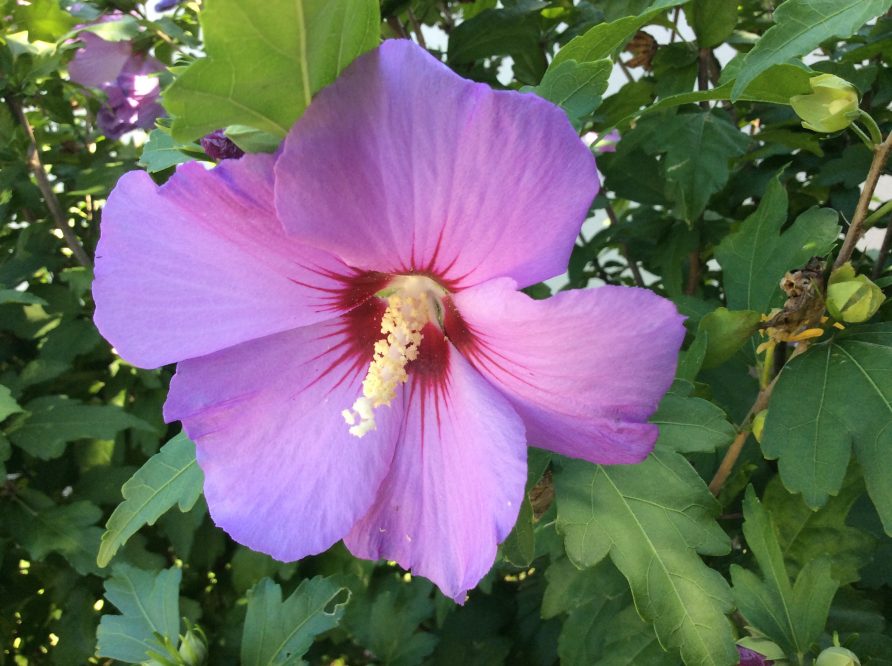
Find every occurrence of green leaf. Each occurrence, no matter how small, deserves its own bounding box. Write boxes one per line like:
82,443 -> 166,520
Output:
697,308 -> 761,369
546,559 -> 676,665
98,433 -> 204,568
6,492 -> 103,576
6,396 -> 155,460
242,576 -> 350,666
608,63 -> 813,132
554,449 -> 737,666
225,125 -> 282,153
0,384 -> 22,422
730,0 -> 892,99
553,1 -> 685,68
714,173 -> 840,314
138,129 -> 202,173
0,288 -> 47,306
761,323 -> 892,533
730,487 -> 839,659
71,15 -> 140,42
447,5 -> 547,84
650,388 -> 737,453
164,0 -> 380,142
347,577 -> 437,666
651,111 -> 749,223
763,473 -> 874,586
677,331 -> 709,383
688,0 -> 737,48
14,0 -> 76,42
96,564 -> 182,664
532,58 -> 611,120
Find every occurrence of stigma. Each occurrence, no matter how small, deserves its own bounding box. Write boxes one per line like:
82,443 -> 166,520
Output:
342,276 -> 444,437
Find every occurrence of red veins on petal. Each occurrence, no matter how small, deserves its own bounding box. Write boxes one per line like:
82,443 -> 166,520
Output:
408,321 -> 452,437
289,268 -> 392,314
311,296 -> 388,393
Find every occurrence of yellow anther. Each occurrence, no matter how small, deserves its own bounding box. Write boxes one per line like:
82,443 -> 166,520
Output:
344,277 -> 441,438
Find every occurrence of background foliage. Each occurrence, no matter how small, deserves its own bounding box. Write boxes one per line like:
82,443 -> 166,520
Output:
2,0 -> 892,664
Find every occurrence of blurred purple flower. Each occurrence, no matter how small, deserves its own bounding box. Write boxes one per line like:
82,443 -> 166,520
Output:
92,41 -> 684,601
584,128 -> 622,155
69,22 -> 164,139
200,130 -> 245,161
738,646 -> 774,666
155,0 -> 184,11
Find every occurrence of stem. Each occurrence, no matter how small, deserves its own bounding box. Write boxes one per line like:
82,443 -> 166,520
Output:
834,130 -> 892,270
850,123 -> 875,150
697,48 -> 711,110
605,201 -> 645,287
708,343 -> 809,496
621,244 -> 645,287
858,109 -> 883,146
685,248 -> 701,295
669,8 -> 680,43
618,60 -> 635,83
863,199 -> 892,230
407,7 -> 427,50
7,97 -> 92,269
437,1 -> 454,34
872,218 -> 892,279
385,16 -> 409,39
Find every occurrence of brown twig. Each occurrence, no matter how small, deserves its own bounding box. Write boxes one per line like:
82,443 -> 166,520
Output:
407,7 -> 427,49
685,248 -> 701,295
621,243 -> 645,287
834,130 -> 892,270
708,343 -> 809,496
618,60 -> 635,83
668,7 -> 680,43
697,48 -> 711,110
605,201 -> 645,286
7,97 -> 92,268
385,16 -> 410,39
437,1 -> 455,33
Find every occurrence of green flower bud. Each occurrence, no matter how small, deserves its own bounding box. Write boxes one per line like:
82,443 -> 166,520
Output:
790,74 -> 860,133
816,646 -> 861,666
826,262 -> 885,323
752,410 -> 767,444
178,626 -> 208,666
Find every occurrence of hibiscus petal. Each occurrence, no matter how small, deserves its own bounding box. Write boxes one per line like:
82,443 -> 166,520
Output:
345,329 -> 527,602
68,32 -> 132,89
93,153 -> 377,368
275,39 -> 597,290
164,299 -> 402,559
449,279 -> 686,464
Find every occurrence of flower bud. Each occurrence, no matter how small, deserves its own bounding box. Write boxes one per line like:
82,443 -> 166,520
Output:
737,645 -> 774,665
816,646 -> 861,666
200,129 -> 245,162
790,74 -> 859,133
178,626 -> 208,666
826,262 -> 885,323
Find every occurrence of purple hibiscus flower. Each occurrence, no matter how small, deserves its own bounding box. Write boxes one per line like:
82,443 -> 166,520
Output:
68,24 -> 164,139
92,40 -> 684,601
